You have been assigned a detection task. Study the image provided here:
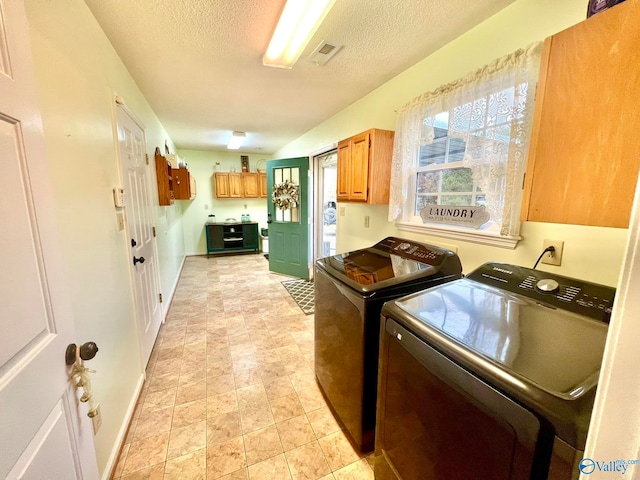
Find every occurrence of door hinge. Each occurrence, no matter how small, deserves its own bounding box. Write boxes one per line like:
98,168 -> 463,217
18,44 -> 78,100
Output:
145,153 -> 150,165
152,226 -> 157,237
159,293 -> 163,303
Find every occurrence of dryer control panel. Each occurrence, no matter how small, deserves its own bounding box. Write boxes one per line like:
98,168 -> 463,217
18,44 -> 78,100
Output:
466,262 -> 616,323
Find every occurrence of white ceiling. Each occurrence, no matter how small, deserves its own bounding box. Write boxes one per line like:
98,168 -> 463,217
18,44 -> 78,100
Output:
85,0 -> 516,154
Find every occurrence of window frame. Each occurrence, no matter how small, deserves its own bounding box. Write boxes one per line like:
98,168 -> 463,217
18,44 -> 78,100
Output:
389,45 -> 543,249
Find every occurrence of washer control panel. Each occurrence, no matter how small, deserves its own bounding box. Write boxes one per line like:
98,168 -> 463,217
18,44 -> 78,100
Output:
467,262 -> 616,323
374,237 -> 453,265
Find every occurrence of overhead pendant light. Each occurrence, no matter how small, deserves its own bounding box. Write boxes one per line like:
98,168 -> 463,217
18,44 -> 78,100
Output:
227,131 -> 246,150
263,0 -> 336,69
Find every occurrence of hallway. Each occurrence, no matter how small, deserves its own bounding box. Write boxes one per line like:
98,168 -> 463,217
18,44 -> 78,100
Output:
111,254 -> 373,479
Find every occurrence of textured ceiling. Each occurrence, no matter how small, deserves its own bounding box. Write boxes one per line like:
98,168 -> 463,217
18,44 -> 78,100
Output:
84,0 -> 516,154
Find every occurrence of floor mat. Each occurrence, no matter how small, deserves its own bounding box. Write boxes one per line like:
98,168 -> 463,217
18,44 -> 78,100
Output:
281,279 -> 314,315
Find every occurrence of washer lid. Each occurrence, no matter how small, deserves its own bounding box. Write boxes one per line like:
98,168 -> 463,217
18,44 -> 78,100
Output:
393,278 -> 608,399
315,237 -> 462,294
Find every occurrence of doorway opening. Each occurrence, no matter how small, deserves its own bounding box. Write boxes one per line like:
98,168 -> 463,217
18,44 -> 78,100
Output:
313,148 -> 338,261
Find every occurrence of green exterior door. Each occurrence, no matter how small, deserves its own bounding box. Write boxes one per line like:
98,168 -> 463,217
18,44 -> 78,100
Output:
267,157 -> 310,279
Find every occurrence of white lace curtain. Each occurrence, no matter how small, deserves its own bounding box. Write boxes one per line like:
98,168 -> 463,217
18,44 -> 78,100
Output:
388,42 -> 542,237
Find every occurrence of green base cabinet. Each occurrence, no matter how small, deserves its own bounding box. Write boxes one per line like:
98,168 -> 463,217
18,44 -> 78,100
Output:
206,222 -> 259,256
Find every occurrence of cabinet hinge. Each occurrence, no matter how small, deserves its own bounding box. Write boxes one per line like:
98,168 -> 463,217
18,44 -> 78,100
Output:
145,153 -> 150,165
159,293 -> 163,303
522,172 -> 526,190
152,226 -> 157,237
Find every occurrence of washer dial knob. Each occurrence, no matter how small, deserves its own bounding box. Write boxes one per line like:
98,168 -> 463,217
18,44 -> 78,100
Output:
536,278 -> 560,293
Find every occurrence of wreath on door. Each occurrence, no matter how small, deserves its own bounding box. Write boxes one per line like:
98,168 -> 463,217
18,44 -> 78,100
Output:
272,179 -> 300,210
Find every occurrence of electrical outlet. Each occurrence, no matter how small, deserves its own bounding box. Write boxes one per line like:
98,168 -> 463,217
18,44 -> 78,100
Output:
90,404 -> 102,435
364,216 -> 370,228
541,239 -> 564,266
204,204 -> 209,210
339,207 -> 345,216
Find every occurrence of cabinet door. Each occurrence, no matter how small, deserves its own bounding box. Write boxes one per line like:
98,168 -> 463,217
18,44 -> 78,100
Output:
337,139 -> 351,201
259,172 -> 268,198
229,173 -> 243,198
206,224 -> 224,251
349,131 -> 370,202
242,173 -> 259,198
173,169 -> 190,199
522,2 -> 640,228
214,173 -> 230,198
242,223 -> 258,250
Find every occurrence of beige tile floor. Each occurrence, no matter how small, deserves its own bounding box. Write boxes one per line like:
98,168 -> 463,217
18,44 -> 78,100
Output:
111,254 -> 374,480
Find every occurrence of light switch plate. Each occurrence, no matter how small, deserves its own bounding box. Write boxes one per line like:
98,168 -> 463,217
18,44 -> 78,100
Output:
116,211 -> 125,231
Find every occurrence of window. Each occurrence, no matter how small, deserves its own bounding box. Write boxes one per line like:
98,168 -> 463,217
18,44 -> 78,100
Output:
388,43 -> 542,248
415,118 -> 485,214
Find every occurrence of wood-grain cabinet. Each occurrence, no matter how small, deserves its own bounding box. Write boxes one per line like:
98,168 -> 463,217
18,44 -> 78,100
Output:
260,172 -> 267,198
154,148 -> 173,205
215,172 -> 268,199
337,128 -> 394,204
214,172 -> 242,198
173,168 -> 196,200
155,147 -> 197,204
521,0 -> 640,228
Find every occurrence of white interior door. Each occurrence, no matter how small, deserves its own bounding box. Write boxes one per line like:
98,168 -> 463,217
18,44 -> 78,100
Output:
0,1 -> 98,478
116,106 -> 163,367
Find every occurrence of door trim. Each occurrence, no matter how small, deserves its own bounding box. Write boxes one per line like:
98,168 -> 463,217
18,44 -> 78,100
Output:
312,144 -> 338,263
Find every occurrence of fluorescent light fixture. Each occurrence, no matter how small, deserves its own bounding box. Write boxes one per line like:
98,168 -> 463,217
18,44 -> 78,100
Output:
227,131 -> 246,150
263,0 -> 336,69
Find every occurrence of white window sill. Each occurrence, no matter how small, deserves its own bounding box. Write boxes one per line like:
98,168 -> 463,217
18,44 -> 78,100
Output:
395,221 -> 521,249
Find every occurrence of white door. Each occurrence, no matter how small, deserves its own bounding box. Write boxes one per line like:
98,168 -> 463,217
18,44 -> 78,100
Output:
0,1 -> 99,479
116,106 -> 163,367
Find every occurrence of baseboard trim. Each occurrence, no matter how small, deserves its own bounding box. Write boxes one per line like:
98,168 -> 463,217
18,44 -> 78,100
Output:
101,373 -> 145,480
162,254 -> 186,320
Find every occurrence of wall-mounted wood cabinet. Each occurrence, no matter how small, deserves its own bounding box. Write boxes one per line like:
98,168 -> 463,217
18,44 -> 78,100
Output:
154,147 -> 173,205
337,128 -> 394,204
215,172 -> 268,199
259,172 -> 267,198
173,168 -> 196,200
214,172 -> 242,198
521,1 -> 640,228
242,173 -> 259,198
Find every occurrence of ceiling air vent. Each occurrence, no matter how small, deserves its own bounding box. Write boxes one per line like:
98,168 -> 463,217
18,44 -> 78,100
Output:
309,41 -> 342,66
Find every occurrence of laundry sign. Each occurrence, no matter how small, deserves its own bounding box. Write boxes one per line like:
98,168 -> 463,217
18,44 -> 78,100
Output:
420,205 -> 490,229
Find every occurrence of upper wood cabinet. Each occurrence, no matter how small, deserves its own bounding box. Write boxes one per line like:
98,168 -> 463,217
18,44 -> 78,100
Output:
154,147 -> 173,206
521,1 -> 640,228
242,173 -> 259,198
337,128 -> 394,204
214,172 -> 242,198
173,168 -> 196,200
259,172 -> 267,198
